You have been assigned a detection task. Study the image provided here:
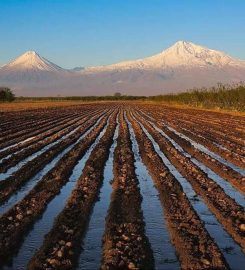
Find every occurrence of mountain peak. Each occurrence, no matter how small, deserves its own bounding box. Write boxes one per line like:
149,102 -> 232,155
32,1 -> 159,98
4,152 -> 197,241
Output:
173,40 -> 193,46
163,40 -> 208,56
3,51 -> 64,72
149,40 -> 245,68
22,50 -> 39,57
85,40 -> 245,73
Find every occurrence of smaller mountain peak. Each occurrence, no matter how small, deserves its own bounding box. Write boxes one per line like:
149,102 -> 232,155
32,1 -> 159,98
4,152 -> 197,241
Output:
3,50 -> 65,72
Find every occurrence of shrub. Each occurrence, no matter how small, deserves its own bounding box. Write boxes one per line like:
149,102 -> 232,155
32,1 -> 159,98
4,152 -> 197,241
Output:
149,84 -> 245,111
0,87 -> 15,102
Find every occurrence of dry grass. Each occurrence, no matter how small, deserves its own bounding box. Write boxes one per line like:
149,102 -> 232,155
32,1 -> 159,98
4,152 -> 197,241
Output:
0,100 -> 100,112
1,100 -> 244,117
140,101 -> 245,117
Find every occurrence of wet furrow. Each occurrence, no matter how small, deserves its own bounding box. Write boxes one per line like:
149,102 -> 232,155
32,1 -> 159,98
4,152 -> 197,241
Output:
150,107 -> 245,146
0,107 -> 106,160
101,111 -> 154,270
140,109 -> 245,167
0,113 -> 108,216
0,109 -> 107,176
77,116 -> 119,269
138,111 -> 245,195
175,125 -> 245,168
0,114 -> 110,264
132,112 -> 245,270
0,113 -> 91,173
128,111 -> 228,270
0,124 -> 81,180
0,136 -> 36,155
180,126 -> 245,160
0,110 -> 96,161
0,112 -> 108,204
168,116 -> 245,158
3,114 -> 114,270
138,113 -> 245,208
163,123 -> 244,175
0,113 -> 79,149
140,110 -> 244,175
126,113 -> 179,270
1,115 -> 111,270
0,110 -> 77,138
28,112 -> 118,270
134,112 -> 245,252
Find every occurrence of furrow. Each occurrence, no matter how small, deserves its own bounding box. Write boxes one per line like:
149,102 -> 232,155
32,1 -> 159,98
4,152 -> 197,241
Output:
134,112 -> 245,252
127,111 -> 228,270
0,112 -> 107,204
101,111 -> 154,270
0,114 -> 110,264
28,111 -> 118,270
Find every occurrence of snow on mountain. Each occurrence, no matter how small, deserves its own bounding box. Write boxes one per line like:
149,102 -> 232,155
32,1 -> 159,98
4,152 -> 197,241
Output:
85,41 -> 245,72
3,51 -> 64,72
0,41 -> 245,96
0,51 -> 71,85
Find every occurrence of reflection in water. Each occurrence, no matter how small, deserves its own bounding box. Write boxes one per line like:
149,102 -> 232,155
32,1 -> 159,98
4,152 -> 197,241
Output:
1,119 -> 108,270
0,115 -> 104,216
133,113 -> 245,270
77,119 -> 118,269
126,114 -> 179,270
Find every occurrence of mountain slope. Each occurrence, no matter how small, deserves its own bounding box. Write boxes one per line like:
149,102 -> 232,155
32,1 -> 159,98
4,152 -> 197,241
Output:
0,41 -> 245,96
0,51 -> 70,84
85,41 -> 245,72
78,41 -> 245,95
3,51 -> 64,71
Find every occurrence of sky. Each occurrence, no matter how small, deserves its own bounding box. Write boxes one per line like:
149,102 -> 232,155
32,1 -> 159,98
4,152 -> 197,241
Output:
0,0 -> 244,69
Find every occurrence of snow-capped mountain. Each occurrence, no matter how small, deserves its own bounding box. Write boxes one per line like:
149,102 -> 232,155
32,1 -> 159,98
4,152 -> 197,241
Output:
0,51 -> 70,83
3,51 -> 64,71
0,41 -> 245,96
85,41 -> 245,72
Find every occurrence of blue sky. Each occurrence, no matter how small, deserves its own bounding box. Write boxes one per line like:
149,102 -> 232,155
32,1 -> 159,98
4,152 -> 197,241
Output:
0,0 -> 244,68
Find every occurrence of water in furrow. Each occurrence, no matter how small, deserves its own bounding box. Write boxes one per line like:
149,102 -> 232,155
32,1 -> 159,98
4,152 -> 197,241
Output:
126,115 -> 179,269
0,136 -> 36,154
133,114 -> 245,270
139,114 -> 245,208
77,118 -> 119,269
1,119 -> 109,270
0,125 -> 81,181
0,116 -> 104,216
166,125 -> 245,176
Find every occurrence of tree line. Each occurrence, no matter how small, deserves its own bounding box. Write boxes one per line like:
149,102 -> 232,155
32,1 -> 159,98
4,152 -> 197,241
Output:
149,84 -> 245,111
0,87 -> 15,102
1,84 -> 244,111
